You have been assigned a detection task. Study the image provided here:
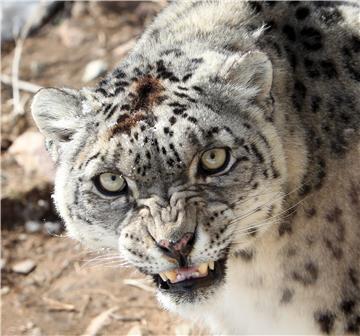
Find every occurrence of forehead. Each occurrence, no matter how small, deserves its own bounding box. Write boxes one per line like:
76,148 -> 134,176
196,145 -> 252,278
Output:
80,60 -> 242,183
89,104 -> 237,183
91,49 -> 223,124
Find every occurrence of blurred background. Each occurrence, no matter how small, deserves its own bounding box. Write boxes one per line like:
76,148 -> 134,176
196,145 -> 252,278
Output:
1,2 -> 199,335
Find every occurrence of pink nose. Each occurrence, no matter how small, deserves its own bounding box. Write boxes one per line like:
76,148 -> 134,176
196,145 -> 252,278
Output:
157,232 -> 195,263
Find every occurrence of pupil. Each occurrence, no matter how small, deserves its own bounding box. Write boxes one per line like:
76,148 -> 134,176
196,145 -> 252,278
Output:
210,152 -> 216,160
111,175 -> 117,181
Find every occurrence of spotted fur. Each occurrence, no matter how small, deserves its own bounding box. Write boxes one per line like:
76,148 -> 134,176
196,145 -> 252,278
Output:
32,1 -> 360,334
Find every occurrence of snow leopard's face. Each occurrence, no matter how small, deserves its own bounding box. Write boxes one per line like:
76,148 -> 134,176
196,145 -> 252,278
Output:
32,49 -> 286,305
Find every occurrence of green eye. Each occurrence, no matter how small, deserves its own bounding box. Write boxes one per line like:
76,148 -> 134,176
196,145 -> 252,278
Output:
200,148 -> 229,174
94,173 -> 127,196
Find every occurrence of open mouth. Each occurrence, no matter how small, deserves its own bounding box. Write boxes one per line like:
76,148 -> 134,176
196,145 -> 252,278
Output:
153,259 -> 226,293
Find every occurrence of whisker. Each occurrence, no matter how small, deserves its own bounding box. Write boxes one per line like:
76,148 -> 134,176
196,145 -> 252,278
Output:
230,192 -> 281,206
227,195 -> 308,250
102,263 -> 132,268
232,208 -> 296,237
228,192 -> 282,226
82,259 -> 131,268
229,190 -> 282,208
232,194 -> 304,231
81,254 -> 123,261
80,255 -> 128,268
228,182 -> 307,227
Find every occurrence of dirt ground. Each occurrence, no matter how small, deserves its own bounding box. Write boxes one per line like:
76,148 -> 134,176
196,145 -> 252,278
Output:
1,230 -> 189,336
1,2 -> 203,335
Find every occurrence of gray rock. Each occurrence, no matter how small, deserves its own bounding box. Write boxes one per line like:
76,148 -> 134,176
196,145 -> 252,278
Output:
25,220 -> 42,233
44,221 -> 62,235
82,60 -> 108,82
12,259 -> 36,275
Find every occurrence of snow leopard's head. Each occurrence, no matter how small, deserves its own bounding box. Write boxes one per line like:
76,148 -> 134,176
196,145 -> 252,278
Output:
32,48 -> 288,306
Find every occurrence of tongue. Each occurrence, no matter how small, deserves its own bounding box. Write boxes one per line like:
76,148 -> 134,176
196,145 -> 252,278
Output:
173,266 -> 206,284
178,266 -> 198,274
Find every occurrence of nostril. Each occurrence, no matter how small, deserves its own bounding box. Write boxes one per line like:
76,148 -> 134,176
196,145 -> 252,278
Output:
156,232 -> 196,261
187,233 -> 196,248
157,240 -> 173,254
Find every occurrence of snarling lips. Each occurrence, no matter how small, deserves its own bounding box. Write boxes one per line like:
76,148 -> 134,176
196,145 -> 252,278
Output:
153,259 -> 226,293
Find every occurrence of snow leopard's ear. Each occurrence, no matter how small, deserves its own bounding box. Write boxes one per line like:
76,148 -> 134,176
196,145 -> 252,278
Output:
31,88 -> 83,161
219,51 -> 273,100
31,87 -> 83,143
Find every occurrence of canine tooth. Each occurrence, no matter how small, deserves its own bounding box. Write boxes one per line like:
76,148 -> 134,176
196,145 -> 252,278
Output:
164,270 -> 177,282
198,263 -> 208,275
209,261 -> 215,270
159,272 -> 168,282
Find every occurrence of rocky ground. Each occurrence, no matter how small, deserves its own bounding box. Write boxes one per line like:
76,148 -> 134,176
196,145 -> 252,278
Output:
1,3 -> 203,335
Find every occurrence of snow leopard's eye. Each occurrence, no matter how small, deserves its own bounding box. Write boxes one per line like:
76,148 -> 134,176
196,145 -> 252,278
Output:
199,148 -> 230,175
94,173 -> 127,196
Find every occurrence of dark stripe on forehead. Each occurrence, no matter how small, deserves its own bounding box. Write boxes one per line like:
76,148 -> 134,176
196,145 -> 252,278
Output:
131,75 -> 165,111
103,104 -> 112,115
169,143 -> 182,164
109,113 -> 148,137
113,69 -> 126,78
74,134 -> 97,170
83,152 -> 100,169
156,60 -> 180,82
105,105 -> 118,120
173,91 -> 197,103
160,48 -> 184,57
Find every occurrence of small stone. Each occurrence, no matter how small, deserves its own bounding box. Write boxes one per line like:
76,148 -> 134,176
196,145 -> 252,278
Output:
18,233 -> 27,241
0,258 -> 7,270
12,259 -> 36,275
127,325 -> 148,336
175,323 -> 192,336
37,199 -> 49,209
1,286 -> 10,295
44,221 -> 62,235
25,220 -> 42,233
30,62 -> 45,77
33,274 -> 46,285
82,60 -> 108,82
29,327 -> 43,336
26,322 -> 35,330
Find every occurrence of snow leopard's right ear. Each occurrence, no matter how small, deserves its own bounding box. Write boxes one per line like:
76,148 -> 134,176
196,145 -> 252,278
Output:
31,88 -> 84,161
31,88 -> 82,142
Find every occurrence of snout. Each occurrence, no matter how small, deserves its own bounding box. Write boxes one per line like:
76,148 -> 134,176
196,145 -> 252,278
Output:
156,232 -> 196,267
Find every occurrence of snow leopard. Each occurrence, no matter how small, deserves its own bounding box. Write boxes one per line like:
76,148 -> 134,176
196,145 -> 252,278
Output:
31,1 -> 360,334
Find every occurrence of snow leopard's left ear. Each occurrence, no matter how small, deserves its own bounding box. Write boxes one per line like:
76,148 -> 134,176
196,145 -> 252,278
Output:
219,51 -> 273,100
